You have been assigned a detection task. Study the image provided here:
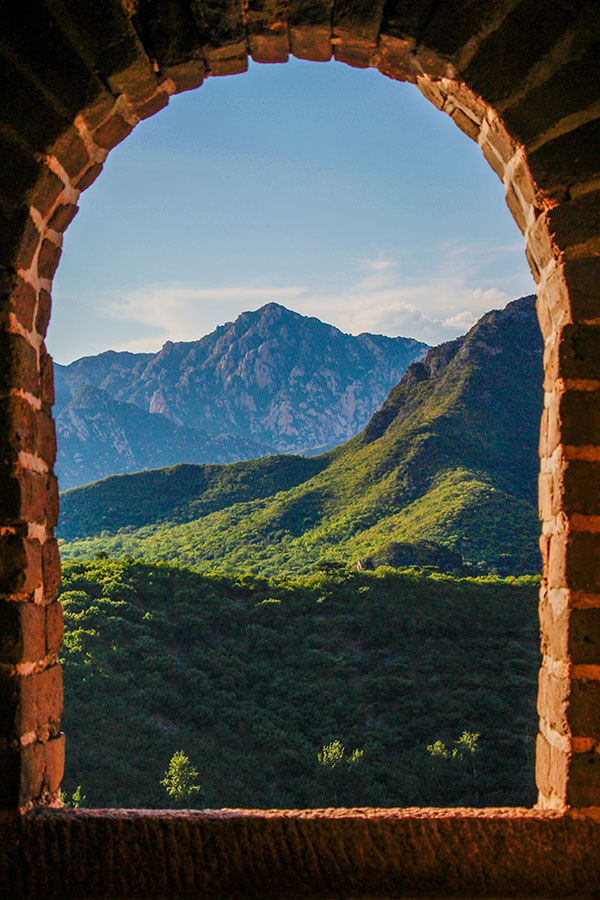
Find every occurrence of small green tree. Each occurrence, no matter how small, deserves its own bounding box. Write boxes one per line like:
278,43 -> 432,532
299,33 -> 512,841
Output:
317,740 -> 364,805
427,731 -> 481,804
161,751 -> 204,808
60,785 -> 86,808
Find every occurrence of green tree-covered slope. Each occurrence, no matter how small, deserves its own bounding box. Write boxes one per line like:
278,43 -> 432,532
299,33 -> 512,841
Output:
60,558 -> 539,809
59,296 -> 542,576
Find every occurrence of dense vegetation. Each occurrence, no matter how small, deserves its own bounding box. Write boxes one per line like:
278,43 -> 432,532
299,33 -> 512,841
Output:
59,297 -> 542,577
60,558 -> 540,809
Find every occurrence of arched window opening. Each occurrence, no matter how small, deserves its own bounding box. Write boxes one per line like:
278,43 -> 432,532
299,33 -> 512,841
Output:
48,59 -> 541,811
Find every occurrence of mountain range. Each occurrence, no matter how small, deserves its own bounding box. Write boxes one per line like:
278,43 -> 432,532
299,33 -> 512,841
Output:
54,303 -> 428,488
59,294 -> 542,576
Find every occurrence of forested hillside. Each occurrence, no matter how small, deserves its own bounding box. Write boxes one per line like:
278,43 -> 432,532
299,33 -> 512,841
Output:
60,559 -> 539,809
59,295 -> 542,576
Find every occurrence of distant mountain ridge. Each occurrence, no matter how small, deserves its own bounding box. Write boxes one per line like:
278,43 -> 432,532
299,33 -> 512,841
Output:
54,303 -> 428,488
60,295 -> 542,575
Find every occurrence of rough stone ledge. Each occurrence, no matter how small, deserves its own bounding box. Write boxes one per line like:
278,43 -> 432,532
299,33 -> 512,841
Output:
1,806 -> 599,898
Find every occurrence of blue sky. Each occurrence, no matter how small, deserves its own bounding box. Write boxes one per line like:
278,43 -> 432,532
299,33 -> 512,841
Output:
49,58 -> 534,364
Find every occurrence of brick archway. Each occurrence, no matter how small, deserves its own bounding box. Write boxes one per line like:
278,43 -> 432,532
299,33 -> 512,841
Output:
1,1 -> 599,895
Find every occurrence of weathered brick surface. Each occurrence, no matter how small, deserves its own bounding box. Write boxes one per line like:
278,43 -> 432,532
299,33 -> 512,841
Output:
92,114 -> 134,151
0,665 -> 62,739
0,601 -> 46,664
548,532 -> 600,593
569,678 -> 600,737
547,191 -> 600,257
40,348 -> 54,409
74,162 -> 103,192
3,807 -> 600,898
0,278 -> 36,335
537,666 -> 569,736
45,602 -> 64,656
47,204 -> 78,235
42,539 -> 61,605
0,395 -> 56,463
567,750 -> 600,807
0,732 -> 64,809
0,534 -> 42,598
37,240 -> 62,281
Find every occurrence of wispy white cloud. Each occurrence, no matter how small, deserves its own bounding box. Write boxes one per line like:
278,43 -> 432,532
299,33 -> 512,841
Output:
101,242 -> 533,352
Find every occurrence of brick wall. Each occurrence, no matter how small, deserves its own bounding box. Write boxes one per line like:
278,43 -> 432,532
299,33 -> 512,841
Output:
0,0 -> 599,893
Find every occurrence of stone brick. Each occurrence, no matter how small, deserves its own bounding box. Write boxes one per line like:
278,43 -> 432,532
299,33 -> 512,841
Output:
481,141 -> 505,181
134,91 -> 170,121
561,257 -> 600,324
535,731 -> 552,800
0,665 -> 62,738
15,213 -> 42,273
538,665 -> 569,736
555,325 -> 600,381
248,31 -> 289,64
536,294 -> 554,342
51,127 -> 92,181
164,60 -> 206,94
0,600 -> 46,664
289,25 -> 332,61
37,239 -> 62,281
42,539 -> 61,605
538,472 -> 554,522
30,168 -> 65,221
333,0 -> 386,66
0,732 -> 65,807
0,393 -> 36,459
0,278 -> 37,333
0,331 -> 40,404
562,460 -> 600,518
539,590 -> 568,661
556,388 -> 600,448
568,678 -> 600,737
46,602 -> 64,655
44,475 -> 60,529
570,609 -> 600,666
43,731 -> 65,793
0,534 -> 42,598
37,409 -> 57,468
75,162 -> 103,192
462,0 -> 576,106
526,214 -> 556,274
48,204 -> 79,235
505,182 -> 528,234
548,532 -> 600,593
548,741 -> 569,804
567,750 -> 600,807
92,114 -> 135,151
204,45 -> 248,76
547,191 -> 600,258
375,34 -> 415,82
449,107 -> 481,142
528,119 -> 600,203
0,132 -> 39,209
0,467 -> 46,525
40,348 -> 54,408
503,43 -> 600,149
484,117 -> 517,165
35,289 -> 52,339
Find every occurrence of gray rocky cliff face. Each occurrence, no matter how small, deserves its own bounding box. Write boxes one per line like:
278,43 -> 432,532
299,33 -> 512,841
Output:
54,303 -> 428,488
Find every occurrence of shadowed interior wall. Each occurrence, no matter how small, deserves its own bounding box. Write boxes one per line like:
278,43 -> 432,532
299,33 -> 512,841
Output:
0,0 -> 599,896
